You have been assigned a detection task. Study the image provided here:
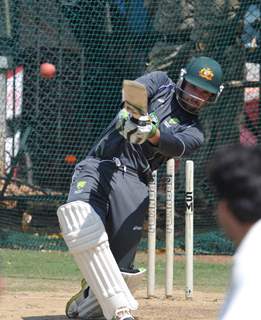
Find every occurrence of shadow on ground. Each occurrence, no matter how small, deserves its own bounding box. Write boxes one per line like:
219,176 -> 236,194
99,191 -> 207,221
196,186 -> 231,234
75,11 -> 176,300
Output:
23,316 -> 67,320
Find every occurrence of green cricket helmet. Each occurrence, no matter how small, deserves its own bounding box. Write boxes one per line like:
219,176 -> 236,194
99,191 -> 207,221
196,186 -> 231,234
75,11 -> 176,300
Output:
176,56 -> 224,115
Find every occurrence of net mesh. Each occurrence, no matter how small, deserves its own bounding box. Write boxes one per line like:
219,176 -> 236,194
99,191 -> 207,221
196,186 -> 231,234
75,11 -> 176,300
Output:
0,0 -> 260,253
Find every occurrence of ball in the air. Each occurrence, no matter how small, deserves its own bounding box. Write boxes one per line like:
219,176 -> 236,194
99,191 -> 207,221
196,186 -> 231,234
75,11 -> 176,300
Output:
65,154 -> 77,165
40,63 -> 56,79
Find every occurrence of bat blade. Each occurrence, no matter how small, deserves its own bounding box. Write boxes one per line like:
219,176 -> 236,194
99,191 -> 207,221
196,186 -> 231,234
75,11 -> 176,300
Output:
123,80 -> 148,118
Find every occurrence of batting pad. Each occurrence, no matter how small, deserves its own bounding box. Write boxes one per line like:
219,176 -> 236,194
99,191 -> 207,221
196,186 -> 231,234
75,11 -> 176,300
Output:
76,269 -> 146,319
57,200 -> 138,320
67,269 -> 146,320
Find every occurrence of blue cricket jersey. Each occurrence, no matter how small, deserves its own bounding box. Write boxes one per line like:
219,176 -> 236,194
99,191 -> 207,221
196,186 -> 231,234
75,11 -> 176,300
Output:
88,71 -> 204,174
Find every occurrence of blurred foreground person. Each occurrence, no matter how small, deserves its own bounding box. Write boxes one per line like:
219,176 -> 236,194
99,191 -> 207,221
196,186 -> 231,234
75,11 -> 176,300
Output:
208,144 -> 261,320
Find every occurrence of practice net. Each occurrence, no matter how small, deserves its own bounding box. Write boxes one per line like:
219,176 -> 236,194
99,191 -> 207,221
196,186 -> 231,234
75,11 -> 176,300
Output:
0,0 -> 260,254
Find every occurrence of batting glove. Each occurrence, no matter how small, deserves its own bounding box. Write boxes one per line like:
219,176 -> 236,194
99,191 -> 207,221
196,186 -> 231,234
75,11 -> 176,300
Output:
116,109 -> 157,144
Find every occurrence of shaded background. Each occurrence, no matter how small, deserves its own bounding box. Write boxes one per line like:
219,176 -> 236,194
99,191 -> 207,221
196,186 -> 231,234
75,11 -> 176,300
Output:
0,0 -> 260,253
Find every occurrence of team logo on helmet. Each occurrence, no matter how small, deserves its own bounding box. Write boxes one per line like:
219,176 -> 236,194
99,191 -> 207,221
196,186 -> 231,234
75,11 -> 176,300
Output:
199,68 -> 214,81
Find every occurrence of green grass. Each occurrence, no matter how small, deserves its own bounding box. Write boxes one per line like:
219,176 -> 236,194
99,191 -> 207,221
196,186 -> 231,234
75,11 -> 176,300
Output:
0,249 -> 231,293
136,252 -> 231,292
194,262 -> 230,291
0,248 -> 81,280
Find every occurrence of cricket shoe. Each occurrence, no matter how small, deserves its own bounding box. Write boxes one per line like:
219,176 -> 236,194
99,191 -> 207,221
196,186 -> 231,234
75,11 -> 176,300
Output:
113,307 -> 135,320
65,278 -> 105,319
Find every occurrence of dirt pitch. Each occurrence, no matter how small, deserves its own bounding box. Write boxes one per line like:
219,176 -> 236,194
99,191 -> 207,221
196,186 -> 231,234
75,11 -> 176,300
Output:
0,284 -> 224,320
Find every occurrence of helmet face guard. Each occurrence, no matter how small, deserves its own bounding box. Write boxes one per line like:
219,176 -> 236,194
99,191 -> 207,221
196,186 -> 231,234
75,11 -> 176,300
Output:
176,83 -> 210,115
176,57 -> 224,115
176,74 -> 222,115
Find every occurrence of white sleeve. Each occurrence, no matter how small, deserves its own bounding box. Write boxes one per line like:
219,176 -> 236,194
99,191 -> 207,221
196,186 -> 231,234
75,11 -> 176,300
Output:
220,247 -> 261,320
220,281 -> 261,319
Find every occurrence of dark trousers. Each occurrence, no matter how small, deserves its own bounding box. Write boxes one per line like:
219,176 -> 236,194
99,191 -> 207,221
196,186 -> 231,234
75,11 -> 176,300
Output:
67,157 -> 149,269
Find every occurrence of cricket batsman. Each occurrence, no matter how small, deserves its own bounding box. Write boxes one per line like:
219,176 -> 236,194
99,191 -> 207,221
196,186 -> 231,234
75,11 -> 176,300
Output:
57,56 -> 223,320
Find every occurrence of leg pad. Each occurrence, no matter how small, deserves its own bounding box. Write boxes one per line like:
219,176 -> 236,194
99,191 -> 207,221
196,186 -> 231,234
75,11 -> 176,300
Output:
57,201 -> 138,320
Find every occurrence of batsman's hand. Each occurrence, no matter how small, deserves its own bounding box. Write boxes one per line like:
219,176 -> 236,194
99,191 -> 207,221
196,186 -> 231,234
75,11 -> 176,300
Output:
116,109 -> 157,144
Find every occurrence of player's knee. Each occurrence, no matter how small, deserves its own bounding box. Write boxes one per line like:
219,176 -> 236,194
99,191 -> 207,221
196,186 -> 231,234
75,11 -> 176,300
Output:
57,200 -> 93,231
57,200 -> 108,252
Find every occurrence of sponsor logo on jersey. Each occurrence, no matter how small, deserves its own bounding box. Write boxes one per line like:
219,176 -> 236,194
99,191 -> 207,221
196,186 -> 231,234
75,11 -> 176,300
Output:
199,68 -> 214,81
168,117 -> 180,125
164,117 -> 180,127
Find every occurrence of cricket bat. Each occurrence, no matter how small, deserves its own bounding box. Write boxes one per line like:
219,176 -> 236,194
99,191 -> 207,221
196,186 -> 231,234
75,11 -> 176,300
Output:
122,80 -> 148,119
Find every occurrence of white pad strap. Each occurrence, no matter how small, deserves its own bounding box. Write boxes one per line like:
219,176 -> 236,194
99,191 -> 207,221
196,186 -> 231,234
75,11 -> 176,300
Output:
57,201 -> 138,320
